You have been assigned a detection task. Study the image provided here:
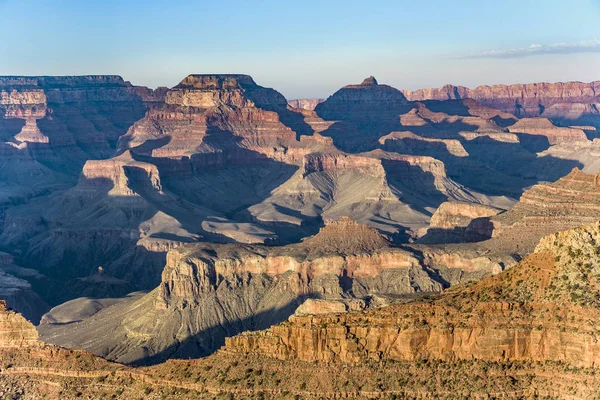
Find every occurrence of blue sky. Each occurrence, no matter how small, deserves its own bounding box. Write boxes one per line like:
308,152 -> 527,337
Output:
1,0 -> 599,98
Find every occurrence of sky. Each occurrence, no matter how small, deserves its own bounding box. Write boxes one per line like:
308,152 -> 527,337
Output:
1,0 -> 599,98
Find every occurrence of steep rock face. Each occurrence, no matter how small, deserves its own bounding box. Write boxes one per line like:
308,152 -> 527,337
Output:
420,201 -> 502,243
38,218 -> 503,364
224,222 -> 600,369
0,301 -> 39,348
0,75 -> 162,223
403,81 -> 600,125
0,269 -> 48,324
79,151 -> 162,196
3,74 -> 519,311
313,80 -> 548,197
0,151 -> 200,304
0,75 -> 161,152
428,202 -> 502,230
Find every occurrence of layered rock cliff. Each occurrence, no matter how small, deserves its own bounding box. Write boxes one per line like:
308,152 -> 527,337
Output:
0,300 -> 39,348
508,117 -> 589,144
490,167 -> 600,253
224,221 -> 600,370
403,81 -> 600,127
38,218 -> 506,364
420,201 -> 502,243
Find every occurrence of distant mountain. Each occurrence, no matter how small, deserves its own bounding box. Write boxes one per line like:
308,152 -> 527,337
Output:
403,81 -> 600,127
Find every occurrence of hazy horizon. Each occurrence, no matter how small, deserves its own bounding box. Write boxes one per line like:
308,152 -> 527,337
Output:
1,0 -> 599,98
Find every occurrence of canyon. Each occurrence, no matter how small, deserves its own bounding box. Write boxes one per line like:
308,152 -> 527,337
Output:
3,72 -> 600,398
4,223 -> 600,398
38,217 -> 507,364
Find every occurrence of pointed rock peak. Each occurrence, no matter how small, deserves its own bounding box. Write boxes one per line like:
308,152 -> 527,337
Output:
174,74 -> 257,90
361,76 -> 378,85
301,217 -> 390,254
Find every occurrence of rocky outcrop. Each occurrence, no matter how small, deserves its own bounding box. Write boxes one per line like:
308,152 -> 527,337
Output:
0,301 -> 39,348
302,153 -> 384,177
224,222 -> 600,369
0,75 -> 162,210
0,270 -> 48,324
78,151 -> 162,196
3,73 -> 516,313
419,201 -> 502,243
428,202 -> 501,230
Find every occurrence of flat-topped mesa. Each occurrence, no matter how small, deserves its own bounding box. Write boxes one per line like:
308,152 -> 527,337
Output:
379,131 -> 469,157
0,300 -> 39,348
0,75 -> 162,108
174,74 -> 257,90
302,152 -> 385,177
508,117 -> 589,144
158,217 -> 422,304
420,201 -> 502,243
166,74 -> 288,108
429,201 -> 502,230
78,151 -> 162,196
40,212 -> 505,362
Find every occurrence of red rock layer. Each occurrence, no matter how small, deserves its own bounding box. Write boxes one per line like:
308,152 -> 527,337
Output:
403,81 -> 600,118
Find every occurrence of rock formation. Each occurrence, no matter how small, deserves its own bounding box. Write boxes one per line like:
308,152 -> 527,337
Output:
224,221 -> 600,370
508,117 -> 589,145
490,167 -> 600,254
403,81 -> 600,124
38,218 -> 506,364
420,201 -> 502,243
0,301 -> 39,348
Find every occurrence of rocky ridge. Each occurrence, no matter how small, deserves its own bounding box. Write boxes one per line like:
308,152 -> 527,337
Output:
403,81 -> 600,127
38,217 -> 507,365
